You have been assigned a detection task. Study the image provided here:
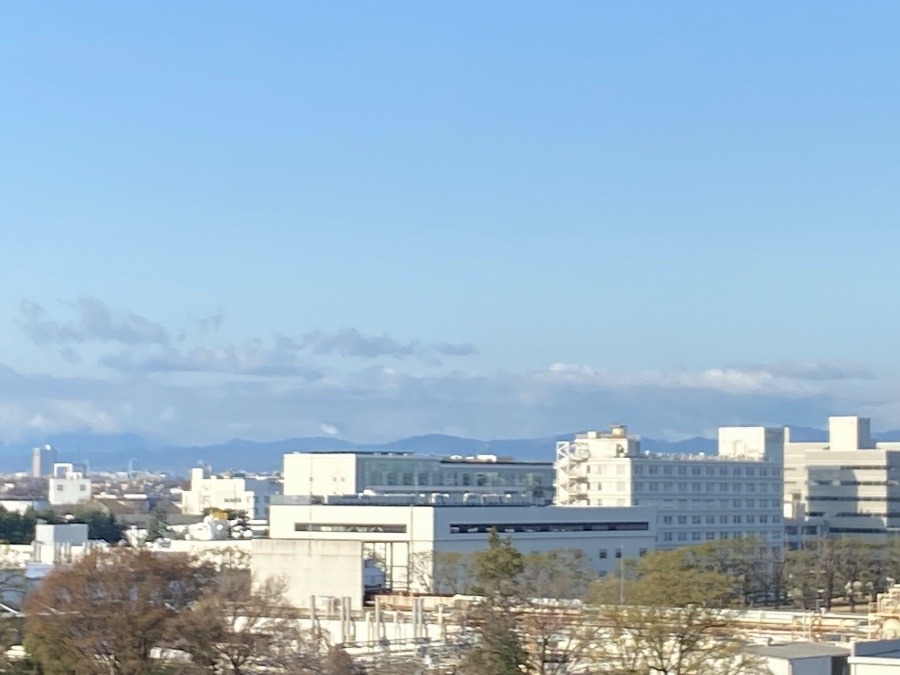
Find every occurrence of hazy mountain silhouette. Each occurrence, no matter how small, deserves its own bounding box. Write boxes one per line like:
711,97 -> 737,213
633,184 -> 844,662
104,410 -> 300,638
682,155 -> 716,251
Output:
2,423 -> 896,475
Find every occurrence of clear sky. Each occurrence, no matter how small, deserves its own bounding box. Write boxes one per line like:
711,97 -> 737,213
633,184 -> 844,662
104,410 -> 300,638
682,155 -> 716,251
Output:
2,2 -> 900,445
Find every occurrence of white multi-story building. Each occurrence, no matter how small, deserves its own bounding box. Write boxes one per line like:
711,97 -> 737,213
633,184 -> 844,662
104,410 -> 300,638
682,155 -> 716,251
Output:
283,452 -> 555,504
181,468 -> 281,520
784,416 -> 900,539
256,495 -> 656,608
48,463 -> 92,506
555,425 -> 784,552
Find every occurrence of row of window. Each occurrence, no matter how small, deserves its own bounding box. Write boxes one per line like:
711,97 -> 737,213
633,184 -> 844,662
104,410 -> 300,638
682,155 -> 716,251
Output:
449,521 -> 650,534
662,531 -> 782,542
631,481 -> 777,493
809,495 -> 900,502
633,464 -> 780,478
598,548 -> 648,559
294,523 -> 408,533
807,512 -> 900,518
366,471 -> 547,488
661,514 -> 779,525
636,498 -> 782,509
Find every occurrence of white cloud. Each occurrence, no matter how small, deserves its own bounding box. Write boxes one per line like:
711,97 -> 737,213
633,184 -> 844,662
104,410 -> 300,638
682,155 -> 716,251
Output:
321,423 -> 340,437
7,297 -> 898,445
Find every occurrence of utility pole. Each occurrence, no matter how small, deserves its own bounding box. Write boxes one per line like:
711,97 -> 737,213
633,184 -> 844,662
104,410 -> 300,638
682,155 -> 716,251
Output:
619,546 -> 625,603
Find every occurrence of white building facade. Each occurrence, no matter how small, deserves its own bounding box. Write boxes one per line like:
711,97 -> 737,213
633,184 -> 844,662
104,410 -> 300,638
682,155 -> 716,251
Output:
48,463 -> 91,506
784,416 -> 900,539
259,497 -> 656,607
181,468 -> 281,520
283,452 -> 555,504
555,425 -> 784,552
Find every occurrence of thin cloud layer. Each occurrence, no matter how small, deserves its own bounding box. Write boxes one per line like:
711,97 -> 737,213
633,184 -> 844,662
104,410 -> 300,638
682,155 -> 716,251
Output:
7,298 -> 895,446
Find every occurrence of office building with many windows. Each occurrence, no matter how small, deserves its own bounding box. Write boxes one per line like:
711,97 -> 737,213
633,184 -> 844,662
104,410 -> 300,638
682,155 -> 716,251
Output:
784,416 -> 900,539
555,424 -> 784,552
283,451 -> 555,504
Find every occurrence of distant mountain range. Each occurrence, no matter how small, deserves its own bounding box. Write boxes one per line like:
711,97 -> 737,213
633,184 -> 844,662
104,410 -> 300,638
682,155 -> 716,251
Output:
1,425 -> 892,476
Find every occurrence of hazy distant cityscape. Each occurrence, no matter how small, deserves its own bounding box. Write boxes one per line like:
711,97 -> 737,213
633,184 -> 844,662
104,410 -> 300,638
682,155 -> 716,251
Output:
5,1 -> 900,673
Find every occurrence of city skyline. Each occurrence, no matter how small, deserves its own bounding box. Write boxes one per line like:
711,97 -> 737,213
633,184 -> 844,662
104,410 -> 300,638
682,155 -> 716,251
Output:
3,3 -> 900,444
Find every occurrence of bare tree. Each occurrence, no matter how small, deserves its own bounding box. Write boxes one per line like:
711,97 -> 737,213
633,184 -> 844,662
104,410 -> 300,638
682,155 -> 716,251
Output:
176,573 -> 356,675
23,548 -> 214,675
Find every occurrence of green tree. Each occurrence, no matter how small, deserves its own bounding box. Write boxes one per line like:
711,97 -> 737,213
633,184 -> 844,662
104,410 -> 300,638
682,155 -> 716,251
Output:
73,504 -> 126,543
588,548 -> 767,675
460,529 -> 529,675
146,504 -> 170,542
471,529 -> 524,601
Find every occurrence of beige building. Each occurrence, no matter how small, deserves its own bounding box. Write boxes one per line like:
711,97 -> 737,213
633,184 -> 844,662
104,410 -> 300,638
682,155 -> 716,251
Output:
555,425 -> 785,551
180,468 -> 280,520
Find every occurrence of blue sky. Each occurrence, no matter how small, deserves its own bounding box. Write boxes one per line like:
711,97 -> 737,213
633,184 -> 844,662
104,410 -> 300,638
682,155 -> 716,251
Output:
2,2 -> 900,444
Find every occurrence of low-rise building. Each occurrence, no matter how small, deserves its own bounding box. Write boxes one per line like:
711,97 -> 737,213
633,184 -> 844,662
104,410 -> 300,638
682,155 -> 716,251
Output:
180,468 -> 280,520
744,642 -> 850,675
48,463 -> 91,506
256,494 -> 656,608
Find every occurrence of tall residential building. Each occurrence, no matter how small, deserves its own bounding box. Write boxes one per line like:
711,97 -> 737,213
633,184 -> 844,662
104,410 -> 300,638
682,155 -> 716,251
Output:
784,416 -> 900,539
31,445 -> 58,478
181,468 -> 281,520
555,424 -> 784,552
282,451 -> 555,504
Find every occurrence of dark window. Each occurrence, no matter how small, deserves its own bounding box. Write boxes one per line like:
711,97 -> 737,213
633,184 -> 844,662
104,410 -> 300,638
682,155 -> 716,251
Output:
448,521 -> 650,534
294,523 -> 407,533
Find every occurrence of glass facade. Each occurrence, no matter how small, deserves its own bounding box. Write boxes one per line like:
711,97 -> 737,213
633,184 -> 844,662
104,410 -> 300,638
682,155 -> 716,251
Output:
360,456 -> 553,493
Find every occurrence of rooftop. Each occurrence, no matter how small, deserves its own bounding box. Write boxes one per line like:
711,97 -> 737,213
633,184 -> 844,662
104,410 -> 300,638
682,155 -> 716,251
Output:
273,493 -> 541,507
745,642 -> 850,660
289,450 -> 551,466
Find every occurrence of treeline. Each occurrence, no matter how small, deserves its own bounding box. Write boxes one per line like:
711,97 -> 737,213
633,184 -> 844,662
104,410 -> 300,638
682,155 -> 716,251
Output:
430,535 -> 900,613
12,548 -> 362,675
456,532 -> 768,675
0,504 -> 125,545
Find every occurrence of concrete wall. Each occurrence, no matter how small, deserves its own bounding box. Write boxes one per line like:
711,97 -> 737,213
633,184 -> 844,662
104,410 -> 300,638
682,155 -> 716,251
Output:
48,477 -> 91,505
251,538 -> 365,609
283,453 -> 360,496
850,639 -> 900,674
35,523 -> 89,546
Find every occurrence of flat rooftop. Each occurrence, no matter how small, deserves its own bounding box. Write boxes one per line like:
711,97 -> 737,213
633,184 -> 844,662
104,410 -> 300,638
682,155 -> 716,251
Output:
288,450 -> 551,466
746,642 -> 850,660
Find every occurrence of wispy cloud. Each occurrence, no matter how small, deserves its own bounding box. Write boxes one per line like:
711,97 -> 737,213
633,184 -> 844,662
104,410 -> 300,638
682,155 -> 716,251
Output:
21,297 -> 169,346
300,328 -> 417,359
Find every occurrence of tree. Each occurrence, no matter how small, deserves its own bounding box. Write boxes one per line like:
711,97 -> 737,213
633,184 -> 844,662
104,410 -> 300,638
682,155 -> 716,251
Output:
459,529 -> 529,675
72,503 -> 126,543
146,504 -> 170,543
459,533 -> 605,675
176,574 -> 301,675
587,548 -> 768,675
516,549 -> 601,675
23,548 -> 215,675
